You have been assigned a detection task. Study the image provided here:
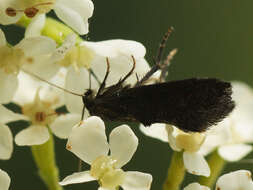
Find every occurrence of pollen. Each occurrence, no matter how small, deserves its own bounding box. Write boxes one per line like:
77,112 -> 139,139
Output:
90,155 -> 125,189
66,144 -> 72,150
26,57 -> 34,64
24,7 -> 39,18
5,7 -> 17,17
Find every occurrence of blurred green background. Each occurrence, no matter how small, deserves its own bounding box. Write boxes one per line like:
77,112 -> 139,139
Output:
1,0 -> 253,189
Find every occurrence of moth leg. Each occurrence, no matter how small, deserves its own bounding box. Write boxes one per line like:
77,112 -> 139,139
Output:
89,68 -> 101,86
97,57 -> 110,96
135,27 -> 174,86
117,55 -> 136,85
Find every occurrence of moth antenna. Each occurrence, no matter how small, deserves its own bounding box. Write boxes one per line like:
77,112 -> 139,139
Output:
156,27 -> 174,64
135,27 -> 174,86
159,48 -> 178,82
96,57 -> 110,96
21,69 -> 83,97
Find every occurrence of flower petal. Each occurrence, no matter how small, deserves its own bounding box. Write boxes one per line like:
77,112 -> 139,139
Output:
183,151 -> 210,177
109,125 -> 138,168
0,29 -> 6,47
59,170 -> 95,186
184,183 -> 210,190
0,104 -> 26,123
0,71 -> 18,103
66,116 -> 109,164
50,113 -> 81,139
90,54 -> 150,87
65,67 -> 98,114
140,123 -> 168,142
65,67 -> 88,114
16,36 -> 56,57
0,169 -> 10,190
216,170 -> 253,190
15,126 -> 49,146
83,40 -> 146,58
121,171 -> 152,190
83,39 -> 151,86
54,0 -> 94,34
25,14 -> 46,38
218,144 -> 252,162
0,124 -> 13,160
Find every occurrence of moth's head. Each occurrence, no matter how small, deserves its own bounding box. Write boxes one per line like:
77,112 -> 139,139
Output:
84,89 -> 93,97
82,89 -> 95,108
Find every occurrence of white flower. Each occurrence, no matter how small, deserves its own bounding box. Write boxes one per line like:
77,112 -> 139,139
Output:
59,36 -> 157,115
60,116 -> 152,190
0,0 -> 94,35
140,124 -> 210,177
215,170 -> 253,190
183,183 -> 210,190
0,169 -> 10,190
12,71 -> 81,146
183,170 -> 253,190
0,29 -> 58,103
0,104 -> 25,159
199,81 -> 253,161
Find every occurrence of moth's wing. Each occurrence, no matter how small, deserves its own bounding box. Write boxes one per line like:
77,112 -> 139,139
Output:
97,78 -> 234,132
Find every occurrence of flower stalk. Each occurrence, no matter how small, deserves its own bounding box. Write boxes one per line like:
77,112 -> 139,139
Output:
198,149 -> 226,189
163,151 -> 185,190
31,130 -> 62,190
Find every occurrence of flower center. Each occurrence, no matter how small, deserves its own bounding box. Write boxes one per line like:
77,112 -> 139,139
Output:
22,90 -> 57,126
176,132 -> 205,152
90,155 -> 125,189
0,46 -> 27,74
57,45 -> 94,71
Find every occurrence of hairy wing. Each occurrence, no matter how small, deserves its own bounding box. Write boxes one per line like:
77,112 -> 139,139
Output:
95,78 -> 235,132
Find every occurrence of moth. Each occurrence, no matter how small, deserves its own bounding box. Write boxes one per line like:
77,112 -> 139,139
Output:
82,28 -> 234,132
26,28 -> 235,132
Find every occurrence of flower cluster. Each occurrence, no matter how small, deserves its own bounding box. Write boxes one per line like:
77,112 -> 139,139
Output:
0,0 -> 252,190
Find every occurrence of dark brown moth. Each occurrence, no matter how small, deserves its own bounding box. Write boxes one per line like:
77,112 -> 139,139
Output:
83,57 -> 234,132
82,28 -> 235,132
25,28 -> 235,132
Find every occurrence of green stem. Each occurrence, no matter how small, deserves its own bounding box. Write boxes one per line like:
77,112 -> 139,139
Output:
16,16 -> 82,44
198,150 -> 226,189
31,131 -> 62,190
163,151 -> 185,190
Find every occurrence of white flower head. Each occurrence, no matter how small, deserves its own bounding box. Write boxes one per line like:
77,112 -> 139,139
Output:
13,71 -> 80,146
215,170 -> 253,190
60,116 -> 152,190
62,38 -> 157,116
0,29 -> 58,103
0,169 -> 10,190
200,81 -> 253,161
183,170 -> 253,190
0,0 -> 94,35
140,124 -> 210,177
